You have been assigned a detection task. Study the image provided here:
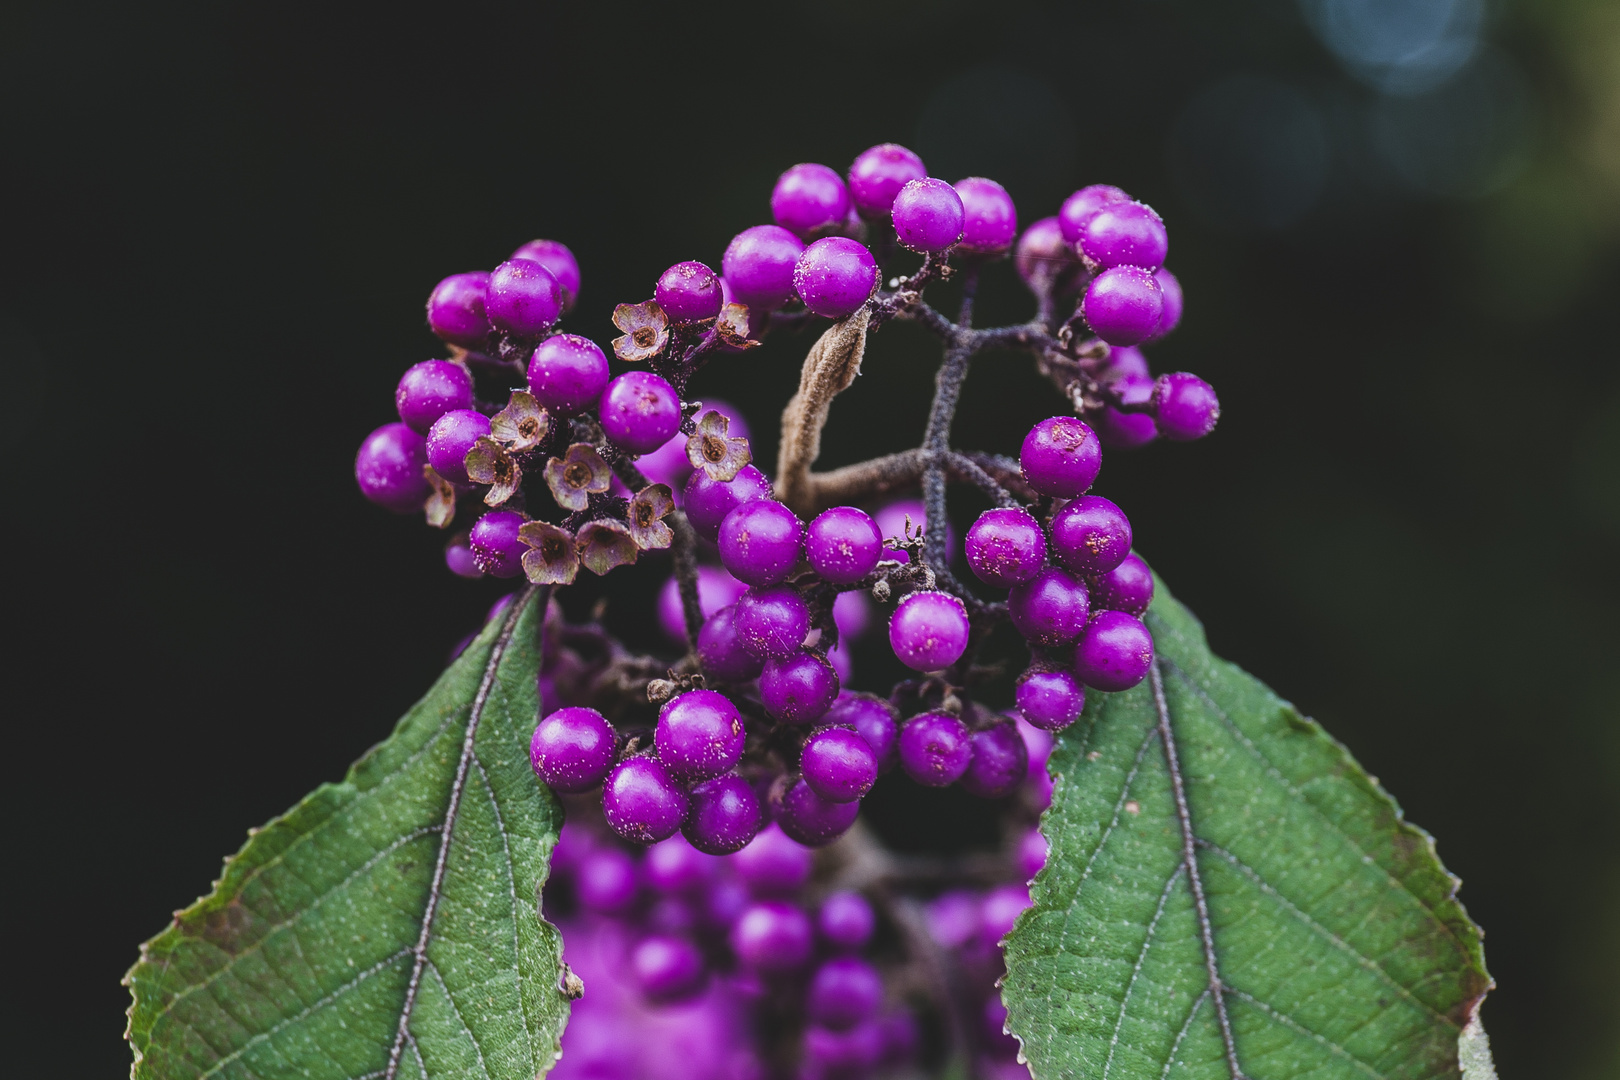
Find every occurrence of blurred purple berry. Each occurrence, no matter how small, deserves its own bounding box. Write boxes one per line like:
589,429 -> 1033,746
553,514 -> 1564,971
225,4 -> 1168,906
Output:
804,1021 -> 884,1076
959,719 -> 1029,799
527,333 -> 609,416
825,693 -> 899,773
808,956 -> 884,1030
1015,669 -> 1086,732
1083,265 -> 1164,346
684,463 -> 772,543
644,835 -> 715,893
657,566 -> 747,644
632,935 -> 706,1002
793,237 -> 878,319
733,584 -> 811,660
684,773 -> 762,855
356,422 -> 431,512
1058,184 -> 1131,243
718,499 -> 804,586
731,899 -> 814,972
761,650 -> 840,725
980,884 -> 1031,948
771,163 -> 851,240
444,532 -> 483,579
1015,215 -> 1077,288
655,260 -> 724,323
1149,267 -> 1183,339
530,706 -> 616,792
576,848 -> 638,913
603,756 -> 691,844
600,370 -> 681,454
485,258 -> 563,336
888,591 -> 971,672
723,225 -> 806,311
1050,495 -> 1132,576
395,360 -> 473,435
953,177 -> 1017,255
1151,372 -> 1220,441
899,712 -> 973,787
891,177 -> 964,253
817,891 -> 875,951
1008,567 -> 1092,647
848,143 -> 927,220
469,510 -> 525,578
774,775 -> 860,846
1019,829 -> 1049,879
731,823 -> 812,894
425,408 -> 490,485
426,271 -> 490,348
655,688 -> 745,783
697,604 -> 767,683
806,506 -> 884,584
1019,416 -> 1101,498
965,507 -> 1046,587
510,238 -> 580,310
1074,610 -> 1155,692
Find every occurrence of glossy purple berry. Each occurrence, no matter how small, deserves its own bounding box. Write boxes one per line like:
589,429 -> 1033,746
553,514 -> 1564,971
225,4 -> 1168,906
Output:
825,693 -> 899,772
899,712 -> 972,787
801,726 -> 877,803
395,360 -> 473,436
1149,267 -> 1183,339
1016,669 -> 1086,732
1016,215 -> 1077,287
426,271 -> 490,348
965,507 -> 1046,587
1019,417 -> 1101,498
775,776 -> 860,846
684,464 -> 772,543
808,957 -> 884,1030
631,935 -> 705,1001
1096,348 -> 1159,449
731,900 -> 814,972
731,823 -> 812,894
1008,567 -> 1091,646
684,773 -> 762,855
1151,372 -> 1220,441
485,258 -> 562,336
959,720 -> 1030,799
527,334 -> 609,416
469,510 -> 525,578
355,422 -> 431,512
722,225 -> 805,311
733,584 -> 811,660
888,591 -> 971,672
771,162 -> 851,240
1076,201 -> 1168,271
603,756 -> 690,844
696,604 -> 767,682
426,408 -> 490,485
1083,265 -> 1164,346
807,506 -> 884,584
655,260 -> 724,323
818,891 -> 876,951
848,143 -> 927,220
655,689 -> 745,783
891,178 -> 964,253
793,237 -> 878,319
1093,552 -> 1154,616
576,848 -> 637,913
761,651 -> 840,725
1050,495 -> 1133,576
718,499 -> 804,586
1074,610 -> 1155,692
1058,184 -> 1131,243
530,706 -> 616,792
953,177 -> 1017,255
444,533 -> 483,579
600,370 -> 681,454
510,239 -> 580,310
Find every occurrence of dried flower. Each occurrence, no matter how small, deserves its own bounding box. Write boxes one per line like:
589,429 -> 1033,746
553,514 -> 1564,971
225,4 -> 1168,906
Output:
424,465 -> 457,528
518,520 -> 580,585
490,390 -> 550,452
465,436 -> 522,506
544,443 -> 612,511
611,300 -> 669,362
686,410 -> 752,482
715,302 -> 761,350
577,519 -> 639,575
627,483 -> 675,550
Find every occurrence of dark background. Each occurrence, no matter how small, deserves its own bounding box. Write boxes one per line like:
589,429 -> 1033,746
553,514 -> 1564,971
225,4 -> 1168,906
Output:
3,1 -> 1615,1076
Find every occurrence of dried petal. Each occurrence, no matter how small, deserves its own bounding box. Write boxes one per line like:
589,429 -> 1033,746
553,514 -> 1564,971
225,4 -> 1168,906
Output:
611,300 -> 670,362
544,442 -> 613,511
577,519 -> 639,575
424,465 -> 457,529
490,390 -> 550,452
465,436 -> 522,506
685,410 -> 752,483
518,520 -> 580,585
627,483 -> 676,551
715,302 -> 761,350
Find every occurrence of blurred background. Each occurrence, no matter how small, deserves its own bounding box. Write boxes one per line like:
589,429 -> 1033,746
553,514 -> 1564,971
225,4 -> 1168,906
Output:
3,0 -> 1616,1075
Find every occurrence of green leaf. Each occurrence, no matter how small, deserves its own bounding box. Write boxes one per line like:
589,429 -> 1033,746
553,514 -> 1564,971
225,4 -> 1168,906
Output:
125,587 -> 571,1080
1003,582 -> 1494,1080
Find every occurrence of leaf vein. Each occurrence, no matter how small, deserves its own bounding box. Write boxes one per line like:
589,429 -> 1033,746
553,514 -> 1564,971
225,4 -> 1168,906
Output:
474,751 -> 536,1073
1103,864 -> 1186,1080
1157,988 -> 1210,1080
1224,986 -> 1389,1080
428,958 -> 495,1080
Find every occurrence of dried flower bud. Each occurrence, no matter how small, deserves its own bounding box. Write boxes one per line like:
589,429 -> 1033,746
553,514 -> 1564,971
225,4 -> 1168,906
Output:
424,465 -> 457,529
871,578 -> 892,603
490,390 -> 550,452
544,443 -> 612,511
715,302 -> 761,350
464,436 -> 522,507
626,483 -> 675,551
685,410 -> 752,482
646,678 -> 678,704
577,519 -> 639,575
611,300 -> 669,362
518,520 -> 580,585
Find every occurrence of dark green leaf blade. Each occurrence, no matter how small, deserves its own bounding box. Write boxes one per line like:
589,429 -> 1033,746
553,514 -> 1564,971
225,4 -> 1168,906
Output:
125,588 -> 570,1080
1002,582 -> 1493,1080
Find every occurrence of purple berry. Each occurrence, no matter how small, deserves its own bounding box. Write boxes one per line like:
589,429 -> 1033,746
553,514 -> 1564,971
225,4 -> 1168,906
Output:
899,712 -> 972,787
1096,349 -> 1159,450
697,604 -> 767,683
1058,184 -> 1131,243
684,773 -> 762,855
804,1021 -> 884,1076
684,464 -> 773,543
964,507 -> 1046,587
527,333 -> 609,416
774,775 -> 860,846
644,834 -> 715,894
1016,669 -> 1086,732
657,566 -> 747,644
1076,201 -> 1168,271
426,408 -> 490,485
395,360 -> 473,436
485,258 -> 562,337
793,237 -> 878,319
576,848 -> 637,913
980,884 -> 1031,949
631,934 -> 706,1002
807,506 -> 884,584
848,143 -> 927,220
1074,610 -> 1155,692
888,591 -> 971,672
444,533 -> 483,579
469,510 -> 525,579
1050,495 -> 1132,576
1019,829 -> 1049,879
655,688 -> 745,783
771,162 -> 851,240
603,756 -> 691,844
510,238 -> 580,310
655,260 -> 725,323
425,271 -> 490,348
1151,372 -> 1220,441
824,693 -> 899,773
891,177 -> 964,253
355,422 -> 431,513
530,706 -> 616,792
1083,265 -> 1164,346
953,177 -> 1017,255
959,720 -> 1030,799
1093,552 -> 1154,616
818,891 -> 876,951
731,900 -> 813,972
1148,267 -> 1183,339
599,370 -> 681,454
1008,567 -> 1092,646
731,823 -> 812,894
1019,416 -> 1101,498
733,584 -> 811,660
722,225 -> 806,311
801,726 -> 877,803
761,651 -> 840,725
808,956 -> 884,1030
718,499 -> 805,586
1015,215 -> 1077,287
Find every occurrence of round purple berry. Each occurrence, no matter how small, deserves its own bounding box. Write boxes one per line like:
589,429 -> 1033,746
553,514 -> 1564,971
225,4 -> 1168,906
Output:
848,143 -> 927,220
824,693 -> 899,773
655,688 -> 745,783
1008,567 -> 1092,646
959,720 -> 1030,799
733,584 -> 811,660
774,775 -> 860,846
657,566 -> 747,643
1016,669 -> 1086,732
485,258 -> 562,337
599,370 -> 681,454
655,260 -> 724,323
1093,552 -> 1155,616
469,510 -> 525,579
1016,215 -> 1077,288
718,499 -> 805,586
426,408 -> 490,485
1019,829 -> 1049,879
530,706 -> 616,792
527,334 -> 609,416
426,271 -> 490,348
602,756 -> 690,844
808,956 -> 884,1030
1148,267 -> 1183,339
793,237 -> 878,319
1097,405 -> 1159,449
631,935 -> 705,1002
1050,495 -> 1133,576
731,823 -> 812,894
684,464 -> 772,544
965,507 -> 1046,587
395,360 -> 473,435
731,900 -> 814,972
801,726 -> 877,803
684,773 -> 762,855
722,225 -> 806,311
761,651 -> 840,725
771,162 -> 851,240
980,884 -> 1031,950
1076,201 -> 1168,271
355,422 -> 430,513
644,835 -> 713,894
953,177 -> 1017,255
510,238 -> 580,310
817,891 -> 875,951
1151,372 -> 1220,441
576,848 -> 637,913
1083,265 -> 1164,346
1074,610 -> 1155,692
697,604 -> 767,683
807,506 -> 884,584
444,533 -> 483,579
888,591 -> 971,672
891,178 -> 964,254
1058,184 -> 1131,243
804,1021 -> 884,1075
899,712 -> 972,787
1019,416 -> 1101,498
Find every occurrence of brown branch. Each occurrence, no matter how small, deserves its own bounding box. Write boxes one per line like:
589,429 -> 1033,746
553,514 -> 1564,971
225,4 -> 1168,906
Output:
775,308 -> 872,515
